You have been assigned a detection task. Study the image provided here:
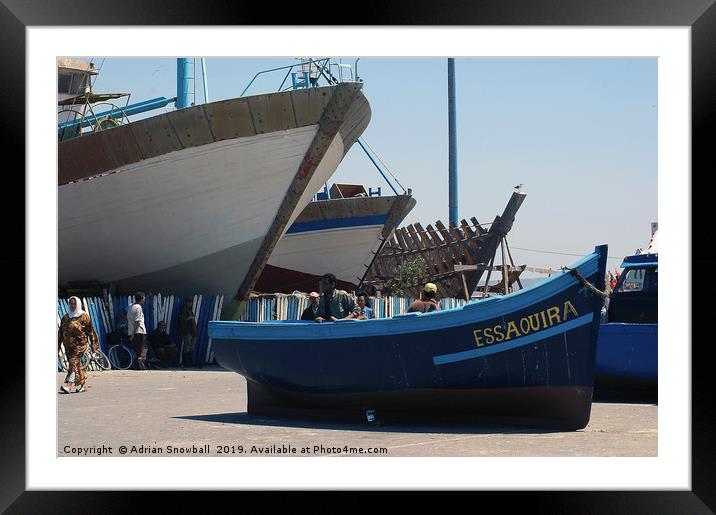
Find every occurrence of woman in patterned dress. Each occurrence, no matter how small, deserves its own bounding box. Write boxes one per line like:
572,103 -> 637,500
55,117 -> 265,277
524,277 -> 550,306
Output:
58,296 -> 99,393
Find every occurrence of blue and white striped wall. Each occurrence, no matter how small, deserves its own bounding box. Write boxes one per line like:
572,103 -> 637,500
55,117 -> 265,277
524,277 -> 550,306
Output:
57,292 -> 468,368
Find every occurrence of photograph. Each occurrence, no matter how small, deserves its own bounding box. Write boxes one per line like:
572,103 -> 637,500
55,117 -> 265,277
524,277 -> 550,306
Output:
10,15 -> 706,509
56,55 -> 657,458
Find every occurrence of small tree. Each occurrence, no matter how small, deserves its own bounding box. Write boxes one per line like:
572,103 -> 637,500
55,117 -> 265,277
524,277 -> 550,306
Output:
383,258 -> 426,297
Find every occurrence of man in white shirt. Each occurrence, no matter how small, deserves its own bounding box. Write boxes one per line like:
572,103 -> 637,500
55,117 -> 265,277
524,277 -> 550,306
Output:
127,292 -> 148,370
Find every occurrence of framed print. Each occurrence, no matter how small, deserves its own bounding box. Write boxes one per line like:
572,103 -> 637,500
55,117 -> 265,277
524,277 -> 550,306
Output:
4,0 -> 712,511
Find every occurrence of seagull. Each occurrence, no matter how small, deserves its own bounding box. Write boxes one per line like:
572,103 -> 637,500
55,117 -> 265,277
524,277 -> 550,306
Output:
514,183 -> 524,193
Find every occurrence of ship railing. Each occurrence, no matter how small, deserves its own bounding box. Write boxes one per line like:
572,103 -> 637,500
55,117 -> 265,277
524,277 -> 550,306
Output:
240,57 -> 362,97
58,94 -> 133,141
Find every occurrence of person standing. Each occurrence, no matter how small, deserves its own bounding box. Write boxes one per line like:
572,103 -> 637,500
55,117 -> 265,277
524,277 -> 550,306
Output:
300,292 -> 321,321
407,283 -> 441,313
58,296 -> 100,393
127,292 -> 148,370
178,297 -> 197,367
314,273 -> 361,323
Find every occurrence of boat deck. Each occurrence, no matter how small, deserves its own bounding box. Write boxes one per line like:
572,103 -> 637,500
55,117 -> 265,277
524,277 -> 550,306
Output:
57,367 -> 657,457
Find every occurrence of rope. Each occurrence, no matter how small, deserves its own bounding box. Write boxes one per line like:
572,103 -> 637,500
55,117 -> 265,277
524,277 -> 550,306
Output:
564,267 -> 609,299
510,246 -> 624,261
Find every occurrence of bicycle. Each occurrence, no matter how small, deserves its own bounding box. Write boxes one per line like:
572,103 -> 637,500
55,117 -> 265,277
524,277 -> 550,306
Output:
83,349 -> 112,371
108,343 -> 135,370
58,347 -> 111,371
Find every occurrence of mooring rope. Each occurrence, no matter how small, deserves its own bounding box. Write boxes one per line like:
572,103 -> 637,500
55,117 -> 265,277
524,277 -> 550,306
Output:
563,267 -> 610,299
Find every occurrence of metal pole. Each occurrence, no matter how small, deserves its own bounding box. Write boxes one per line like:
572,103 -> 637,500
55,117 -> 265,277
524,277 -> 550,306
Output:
501,237 -> 509,294
201,58 -> 209,103
482,253 -> 496,298
448,58 -> 458,226
176,58 -> 192,109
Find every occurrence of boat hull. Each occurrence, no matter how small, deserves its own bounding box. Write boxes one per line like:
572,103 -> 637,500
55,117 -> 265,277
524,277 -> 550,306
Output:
255,194 -> 416,293
595,323 -> 657,391
246,381 -> 593,429
211,245 -> 608,429
58,84 -> 371,300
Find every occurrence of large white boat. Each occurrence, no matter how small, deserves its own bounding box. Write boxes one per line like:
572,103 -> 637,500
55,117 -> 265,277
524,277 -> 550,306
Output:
57,59 -> 371,301
254,183 -> 416,293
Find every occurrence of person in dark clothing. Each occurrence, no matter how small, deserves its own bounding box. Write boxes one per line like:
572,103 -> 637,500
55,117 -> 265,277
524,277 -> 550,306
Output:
149,321 -> 177,367
315,273 -> 360,323
407,283 -> 441,313
300,292 -> 321,321
178,298 -> 197,367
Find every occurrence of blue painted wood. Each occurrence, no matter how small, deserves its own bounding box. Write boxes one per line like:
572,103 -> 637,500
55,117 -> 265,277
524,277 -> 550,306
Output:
596,323 -> 657,380
209,246 -> 608,428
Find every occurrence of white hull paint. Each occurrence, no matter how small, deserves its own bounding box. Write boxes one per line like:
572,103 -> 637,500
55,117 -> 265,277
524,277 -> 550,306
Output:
269,224 -> 385,287
59,124 -> 346,297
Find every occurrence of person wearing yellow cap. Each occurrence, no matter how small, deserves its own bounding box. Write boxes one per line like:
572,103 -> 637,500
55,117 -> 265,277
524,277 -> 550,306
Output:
407,283 -> 441,313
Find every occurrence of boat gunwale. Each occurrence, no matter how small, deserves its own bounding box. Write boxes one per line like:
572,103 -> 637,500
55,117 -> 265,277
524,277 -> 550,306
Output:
209,246 -> 605,340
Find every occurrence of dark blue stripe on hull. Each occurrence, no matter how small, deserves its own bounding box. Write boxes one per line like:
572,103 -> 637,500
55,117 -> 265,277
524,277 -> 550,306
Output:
285,214 -> 388,234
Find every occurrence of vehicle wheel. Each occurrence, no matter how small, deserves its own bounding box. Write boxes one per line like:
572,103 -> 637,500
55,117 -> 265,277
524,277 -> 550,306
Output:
93,350 -> 112,370
108,345 -> 133,370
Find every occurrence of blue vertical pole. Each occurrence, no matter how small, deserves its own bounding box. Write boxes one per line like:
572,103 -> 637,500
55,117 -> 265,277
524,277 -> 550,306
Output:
177,58 -> 192,109
200,58 -> 209,103
448,58 -> 458,226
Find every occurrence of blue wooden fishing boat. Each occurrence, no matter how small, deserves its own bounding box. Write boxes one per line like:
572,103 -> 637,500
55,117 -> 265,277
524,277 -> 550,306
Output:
209,245 -> 608,429
596,249 -> 658,392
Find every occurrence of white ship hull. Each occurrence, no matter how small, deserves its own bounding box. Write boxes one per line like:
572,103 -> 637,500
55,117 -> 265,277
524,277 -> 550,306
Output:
255,194 -> 416,293
58,84 -> 370,300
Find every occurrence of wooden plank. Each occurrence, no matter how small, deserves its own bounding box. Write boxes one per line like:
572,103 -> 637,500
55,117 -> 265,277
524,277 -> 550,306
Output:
247,92 -> 297,134
414,223 -> 448,274
128,114 -> 183,158
426,225 -> 459,290
425,224 -> 453,265
167,105 -> 216,147
449,224 -> 477,265
460,218 -> 476,238
394,228 -> 413,254
460,219 -> 485,263
290,86 -> 333,127
203,98 -> 256,142
471,216 -> 486,236
434,220 -> 466,270
406,225 -> 437,275
427,225 -> 465,297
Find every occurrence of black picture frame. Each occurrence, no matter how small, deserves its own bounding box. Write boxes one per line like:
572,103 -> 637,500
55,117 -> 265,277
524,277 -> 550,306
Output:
3,0 -> 710,511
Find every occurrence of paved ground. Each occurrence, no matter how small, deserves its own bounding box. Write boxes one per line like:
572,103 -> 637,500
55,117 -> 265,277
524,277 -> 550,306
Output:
58,367 -> 657,457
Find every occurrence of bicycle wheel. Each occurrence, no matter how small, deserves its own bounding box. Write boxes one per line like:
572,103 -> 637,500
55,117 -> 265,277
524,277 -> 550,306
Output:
108,345 -> 133,370
92,350 -> 112,370
81,351 -> 90,371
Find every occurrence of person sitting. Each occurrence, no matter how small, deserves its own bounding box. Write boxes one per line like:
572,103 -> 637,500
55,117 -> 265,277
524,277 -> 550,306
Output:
355,291 -> 375,319
407,283 -> 441,313
314,273 -> 361,323
148,321 -> 177,367
300,292 -> 321,321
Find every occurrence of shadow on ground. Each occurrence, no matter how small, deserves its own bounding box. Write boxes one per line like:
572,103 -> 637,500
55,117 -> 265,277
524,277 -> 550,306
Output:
174,411 -> 568,435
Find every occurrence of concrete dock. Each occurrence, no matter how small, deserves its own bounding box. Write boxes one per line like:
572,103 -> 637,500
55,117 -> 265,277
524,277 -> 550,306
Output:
58,367 -> 657,457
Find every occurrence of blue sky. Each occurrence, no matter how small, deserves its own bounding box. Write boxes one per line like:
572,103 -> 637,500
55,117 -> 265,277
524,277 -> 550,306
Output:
85,57 -> 657,275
